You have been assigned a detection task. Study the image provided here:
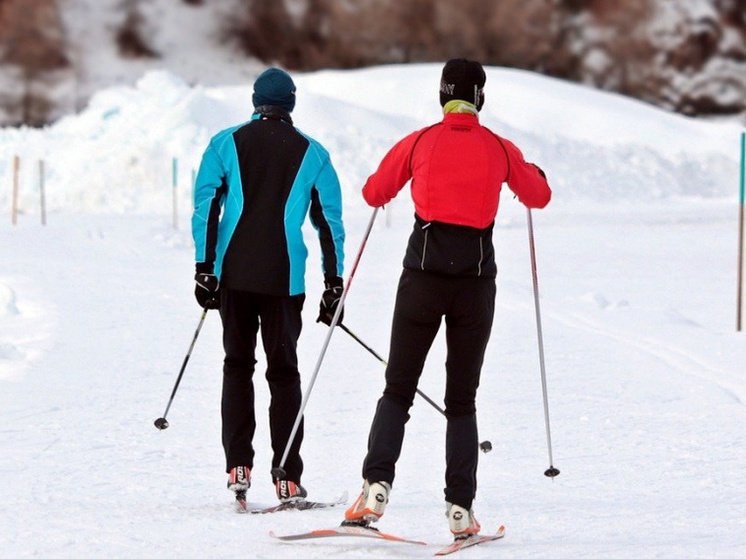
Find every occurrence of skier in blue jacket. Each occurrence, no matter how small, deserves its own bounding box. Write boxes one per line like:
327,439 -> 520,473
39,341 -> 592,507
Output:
191,67 -> 345,507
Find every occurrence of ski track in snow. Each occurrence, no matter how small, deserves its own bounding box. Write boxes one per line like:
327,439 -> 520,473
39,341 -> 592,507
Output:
546,308 -> 744,404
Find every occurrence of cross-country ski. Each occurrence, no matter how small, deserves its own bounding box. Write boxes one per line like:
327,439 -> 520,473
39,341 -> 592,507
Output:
434,526 -> 506,556
270,522 -> 428,546
249,492 -> 348,514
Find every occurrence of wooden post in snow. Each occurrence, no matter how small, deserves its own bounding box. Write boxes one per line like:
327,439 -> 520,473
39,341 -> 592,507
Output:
172,157 -> 178,229
737,132 -> 745,331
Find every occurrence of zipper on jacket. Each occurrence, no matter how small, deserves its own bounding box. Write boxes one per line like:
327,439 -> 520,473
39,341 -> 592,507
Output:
477,237 -> 484,276
421,222 -> 431,270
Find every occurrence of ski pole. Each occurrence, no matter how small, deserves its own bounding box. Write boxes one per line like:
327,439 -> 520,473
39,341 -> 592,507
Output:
154,308 -> 208,430
338,323 -> 493,454
338,324 -> 446,415
527,208 -> 560,478
271,207 -> 379,479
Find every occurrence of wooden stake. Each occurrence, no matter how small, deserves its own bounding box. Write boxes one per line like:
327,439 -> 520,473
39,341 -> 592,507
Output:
738,132 -> 745,331
172,157 -> 178,230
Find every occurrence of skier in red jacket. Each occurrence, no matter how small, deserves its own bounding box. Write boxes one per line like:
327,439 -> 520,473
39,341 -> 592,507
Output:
345,59 -> 551,538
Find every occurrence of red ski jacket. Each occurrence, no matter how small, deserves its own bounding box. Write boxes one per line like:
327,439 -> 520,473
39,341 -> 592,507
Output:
362,112 -> 551,277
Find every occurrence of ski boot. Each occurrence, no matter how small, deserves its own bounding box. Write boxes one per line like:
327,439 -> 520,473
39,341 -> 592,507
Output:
446,502 -> 481,540
275,479 -> 308,503
344,480 -> 391,526
228,466 -> 251,511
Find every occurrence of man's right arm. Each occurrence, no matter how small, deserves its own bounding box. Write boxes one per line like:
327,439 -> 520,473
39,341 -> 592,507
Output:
362,130 -> 422,207
192,142 -> 226,273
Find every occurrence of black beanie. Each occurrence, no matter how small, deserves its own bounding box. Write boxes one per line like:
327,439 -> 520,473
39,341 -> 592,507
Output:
439,58 -> 486,111
252,68 -> 296,113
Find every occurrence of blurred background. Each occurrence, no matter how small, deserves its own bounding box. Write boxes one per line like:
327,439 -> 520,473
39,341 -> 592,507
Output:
0,0 -> 745,127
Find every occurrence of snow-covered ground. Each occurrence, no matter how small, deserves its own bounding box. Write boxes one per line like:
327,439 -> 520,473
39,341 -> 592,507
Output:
1,64 -> 746,558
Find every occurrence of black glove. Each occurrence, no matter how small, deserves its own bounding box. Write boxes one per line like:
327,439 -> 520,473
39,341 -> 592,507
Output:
317,276 -> 344,326
194,271 -> 220,310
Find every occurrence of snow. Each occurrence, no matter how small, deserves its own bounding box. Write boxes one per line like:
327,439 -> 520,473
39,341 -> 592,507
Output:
1,63 -> 746,557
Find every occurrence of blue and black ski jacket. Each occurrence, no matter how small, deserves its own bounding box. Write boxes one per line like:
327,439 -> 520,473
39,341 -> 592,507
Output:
192,105 -> 345,296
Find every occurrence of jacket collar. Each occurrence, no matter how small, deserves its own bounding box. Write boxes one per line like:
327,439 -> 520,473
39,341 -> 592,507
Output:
253,105 -> 293,125
441,112 -> 480,125
442,99 -> 480,116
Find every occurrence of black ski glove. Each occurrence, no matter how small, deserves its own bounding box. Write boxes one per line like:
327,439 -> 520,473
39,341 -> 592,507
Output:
317,276 -> 344,326
194,269 -> 220,310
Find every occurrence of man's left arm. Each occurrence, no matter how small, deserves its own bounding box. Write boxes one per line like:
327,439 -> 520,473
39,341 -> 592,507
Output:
309,155 -> 346,326
309,156 -> 345,280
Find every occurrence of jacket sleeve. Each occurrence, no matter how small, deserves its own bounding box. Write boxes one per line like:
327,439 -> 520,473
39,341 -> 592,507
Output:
191,140 -> 226,272
501,138 -> 552,209
362,129 -> 422,207
309,154 -> 345,280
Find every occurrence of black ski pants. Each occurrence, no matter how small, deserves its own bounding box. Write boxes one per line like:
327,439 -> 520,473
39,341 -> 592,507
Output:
362,269 -> 496,510
219,288 -> 305,484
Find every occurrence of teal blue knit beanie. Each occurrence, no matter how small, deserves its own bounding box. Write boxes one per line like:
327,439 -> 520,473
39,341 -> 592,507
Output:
252,68 -> 296,113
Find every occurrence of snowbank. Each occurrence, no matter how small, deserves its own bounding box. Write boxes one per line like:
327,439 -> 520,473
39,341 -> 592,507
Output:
1,65 -> 744,217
